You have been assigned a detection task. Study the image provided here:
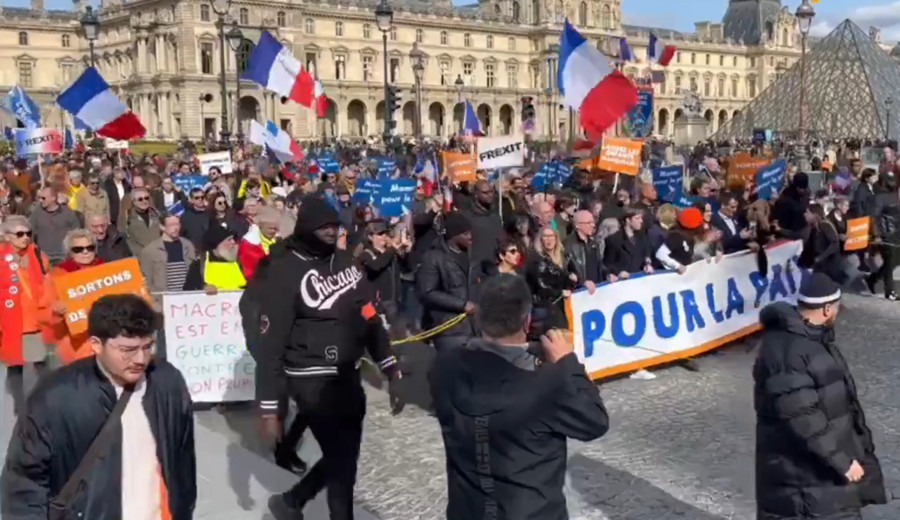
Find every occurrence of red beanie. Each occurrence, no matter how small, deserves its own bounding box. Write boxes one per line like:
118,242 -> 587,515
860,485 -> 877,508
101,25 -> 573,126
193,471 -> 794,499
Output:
677,207 -> 703,230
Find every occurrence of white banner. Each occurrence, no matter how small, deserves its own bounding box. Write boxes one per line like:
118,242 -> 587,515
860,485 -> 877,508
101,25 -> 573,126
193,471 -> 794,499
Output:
570,241 -> 805,379
162,291 -> 255,402
198,150 -> 233,175
476,135 -> 526,169
104,138 -> 129,150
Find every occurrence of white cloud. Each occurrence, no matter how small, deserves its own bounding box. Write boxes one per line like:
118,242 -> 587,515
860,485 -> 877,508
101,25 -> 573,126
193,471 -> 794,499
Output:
809,21 -> 835,38
810,1 -> 900,42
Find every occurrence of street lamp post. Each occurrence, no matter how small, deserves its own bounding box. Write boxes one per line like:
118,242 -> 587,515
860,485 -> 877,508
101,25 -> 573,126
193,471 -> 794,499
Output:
375,0 -> 394,147
210,0 -> 233,148
227,22 -> 245,146
795,0 -> 815,173
886,97 -> 894,141
81,6 -> 99,68
409,42 -> 425,143
454,74 -> 464,133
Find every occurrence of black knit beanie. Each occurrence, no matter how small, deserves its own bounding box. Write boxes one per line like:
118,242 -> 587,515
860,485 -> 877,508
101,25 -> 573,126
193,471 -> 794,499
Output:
443,211 -> 472,239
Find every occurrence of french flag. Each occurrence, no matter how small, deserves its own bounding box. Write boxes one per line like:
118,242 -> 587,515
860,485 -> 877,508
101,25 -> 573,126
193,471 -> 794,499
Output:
648,33 -> 676,67
558,20 -> 637,142
461,100 -> 483,136
249,120 -> 303,163
56,67 -> 145,140
314,81 -> 327,118
619,38 -> 634,62
242,31 -> 314,107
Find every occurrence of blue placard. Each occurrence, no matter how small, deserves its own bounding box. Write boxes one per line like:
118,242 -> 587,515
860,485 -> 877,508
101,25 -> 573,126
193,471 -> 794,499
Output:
652,164 -> 683,202
554,161 -> 572,184
375,179 -> 416,217
353,178 -> 381,204
672,194 -> 694,209
172,175 -> 207,193
376,157 -> 397,179
755,159 -> 786,201
624,88 -> 653,138
532,162 -> 556,190
317,157 -> 339,174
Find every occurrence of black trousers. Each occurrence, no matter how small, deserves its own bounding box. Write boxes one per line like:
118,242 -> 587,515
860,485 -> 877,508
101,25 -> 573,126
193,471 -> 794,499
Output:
5,362 -> 48,415
869,245 -> 897,297
283,372 -> 365,520
758,510 -> 861,520
275,399 -> 308,463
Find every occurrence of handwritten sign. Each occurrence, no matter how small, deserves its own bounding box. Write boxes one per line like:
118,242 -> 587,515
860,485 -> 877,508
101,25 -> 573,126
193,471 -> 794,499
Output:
726,152 -> 770,189
53,258 -> 150,336
163,291 -> 255,402
596,137 -> 643,176
844,217 -> 870,251
198,150 -> 233,175
104,138 -> 129,150
441,151 -> 476,183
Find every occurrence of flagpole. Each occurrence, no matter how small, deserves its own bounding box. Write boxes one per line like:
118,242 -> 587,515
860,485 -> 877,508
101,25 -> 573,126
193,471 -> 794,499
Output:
498,168 -> 504,223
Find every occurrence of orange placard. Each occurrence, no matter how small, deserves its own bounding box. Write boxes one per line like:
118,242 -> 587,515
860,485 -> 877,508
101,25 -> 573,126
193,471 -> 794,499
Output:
726,152 -> 770,189
844,217 -> 870,251
53,258 -> 151,335
441,151 -> 476,183
595,137 -> 643,176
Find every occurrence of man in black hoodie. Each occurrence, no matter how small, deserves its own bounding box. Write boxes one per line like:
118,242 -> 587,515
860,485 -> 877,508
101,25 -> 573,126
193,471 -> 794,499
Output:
461,180 -> 502,273
430,274 -> 609,520
254,195 -> 404,520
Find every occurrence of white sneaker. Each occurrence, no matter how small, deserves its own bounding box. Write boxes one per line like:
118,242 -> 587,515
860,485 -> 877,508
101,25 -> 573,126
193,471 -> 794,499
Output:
629,369 -> 657,380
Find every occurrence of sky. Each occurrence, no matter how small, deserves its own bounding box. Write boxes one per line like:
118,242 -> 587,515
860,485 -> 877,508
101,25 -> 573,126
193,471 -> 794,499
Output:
13,0 -> 900,42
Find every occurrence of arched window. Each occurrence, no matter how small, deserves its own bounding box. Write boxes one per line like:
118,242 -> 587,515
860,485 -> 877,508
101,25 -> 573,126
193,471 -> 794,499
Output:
305,18 -> 314,34
600,5 -> 611,29
277,11 -> 286,27
239,7 -> 249,25
495,4 -> 501,15
578,1 -> 587,26
363,24 -> 372,39
782,28 -> 789,46
415,28 -> 423,43
512,1 -> 520,22
440,31 -> 448,45
18,31 -> 28,46
61,34 -> 71,48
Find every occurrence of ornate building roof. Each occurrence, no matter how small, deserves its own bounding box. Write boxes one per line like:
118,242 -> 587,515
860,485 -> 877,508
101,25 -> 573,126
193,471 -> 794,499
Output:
714,19 -> 900,141
721,0 -> 782,45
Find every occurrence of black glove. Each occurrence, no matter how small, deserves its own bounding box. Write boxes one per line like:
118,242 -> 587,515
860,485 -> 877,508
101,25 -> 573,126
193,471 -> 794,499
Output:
387,372 -> 405,416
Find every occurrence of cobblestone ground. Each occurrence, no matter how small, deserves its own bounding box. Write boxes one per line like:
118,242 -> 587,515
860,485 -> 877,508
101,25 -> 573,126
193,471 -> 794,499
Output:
352,294 -> 900,520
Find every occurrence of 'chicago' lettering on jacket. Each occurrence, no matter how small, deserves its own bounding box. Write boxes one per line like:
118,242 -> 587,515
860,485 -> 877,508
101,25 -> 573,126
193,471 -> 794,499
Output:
300,265 -> 364,310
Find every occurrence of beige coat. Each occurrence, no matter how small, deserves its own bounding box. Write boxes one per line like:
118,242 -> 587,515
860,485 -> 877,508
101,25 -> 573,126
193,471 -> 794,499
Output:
74,188 -> 110,219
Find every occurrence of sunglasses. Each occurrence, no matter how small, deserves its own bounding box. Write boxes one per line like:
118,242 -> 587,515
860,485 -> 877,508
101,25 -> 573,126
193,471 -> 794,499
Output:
11,230 -> 32,238
88,181 -> 99,186
134,197 -> 150,202
71,245 -> 97,254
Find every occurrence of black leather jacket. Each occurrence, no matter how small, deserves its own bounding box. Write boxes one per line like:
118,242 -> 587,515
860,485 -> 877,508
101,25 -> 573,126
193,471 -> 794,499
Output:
416,240 -> 479,338
563,232 -> 605,284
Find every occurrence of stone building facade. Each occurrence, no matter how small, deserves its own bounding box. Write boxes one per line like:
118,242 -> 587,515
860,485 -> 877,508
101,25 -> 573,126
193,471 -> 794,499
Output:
0,0 -> 805,141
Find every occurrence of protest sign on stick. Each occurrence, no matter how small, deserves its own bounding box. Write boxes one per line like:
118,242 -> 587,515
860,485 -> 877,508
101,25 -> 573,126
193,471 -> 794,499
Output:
595,137 -> 642,176
163,291 -> 255,402
198,150 -> 233,174
476,135 -> 525,169
844,217 -> 870,251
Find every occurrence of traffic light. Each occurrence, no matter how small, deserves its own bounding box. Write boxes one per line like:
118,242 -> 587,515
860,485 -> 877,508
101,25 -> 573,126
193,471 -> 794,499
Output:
387,86 -> 402,113
521,96 -> 535,121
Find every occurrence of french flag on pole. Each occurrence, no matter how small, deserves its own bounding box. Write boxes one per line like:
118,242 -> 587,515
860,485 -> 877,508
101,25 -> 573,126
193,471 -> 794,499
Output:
461,100 -> 483,136
249,120 -> 303,163
242,31 -> 314,107
56,67 -> 145,140
314,81 -> 327,118
558,20 -> 637,142
648,33 -> 676,67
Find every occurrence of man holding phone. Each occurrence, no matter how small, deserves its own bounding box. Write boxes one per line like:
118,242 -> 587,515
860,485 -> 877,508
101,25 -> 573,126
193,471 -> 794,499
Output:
429,274 -> 609,520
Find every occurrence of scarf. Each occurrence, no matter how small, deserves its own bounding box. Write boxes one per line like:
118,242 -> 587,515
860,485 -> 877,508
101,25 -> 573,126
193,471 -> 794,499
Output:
56,256 -> 104,273
259,230 -> 276,254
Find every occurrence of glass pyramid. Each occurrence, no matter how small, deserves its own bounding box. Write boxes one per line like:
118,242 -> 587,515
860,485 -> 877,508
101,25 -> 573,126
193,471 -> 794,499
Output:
714,19 -> 900,141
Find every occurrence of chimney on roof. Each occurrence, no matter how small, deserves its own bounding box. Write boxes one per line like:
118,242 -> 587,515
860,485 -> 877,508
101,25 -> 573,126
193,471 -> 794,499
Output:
870,26 -> 882,43
31,0 -> 44,11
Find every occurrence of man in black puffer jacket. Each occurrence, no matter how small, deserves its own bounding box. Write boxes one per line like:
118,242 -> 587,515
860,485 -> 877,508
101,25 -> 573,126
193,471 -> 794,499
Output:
754,273 -> 886,520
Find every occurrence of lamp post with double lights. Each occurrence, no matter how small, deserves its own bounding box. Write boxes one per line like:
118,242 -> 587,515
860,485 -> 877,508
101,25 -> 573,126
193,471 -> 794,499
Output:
81,6 -> 99,68
409,43 -> 425,143
227,22 -> 245,146
210,0 -> 233,147
795,0 -> 815,173
375,0 -> 394,146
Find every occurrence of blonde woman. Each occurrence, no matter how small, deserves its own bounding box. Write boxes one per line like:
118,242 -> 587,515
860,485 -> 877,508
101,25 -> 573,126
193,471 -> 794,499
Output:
525,227 -> 576,338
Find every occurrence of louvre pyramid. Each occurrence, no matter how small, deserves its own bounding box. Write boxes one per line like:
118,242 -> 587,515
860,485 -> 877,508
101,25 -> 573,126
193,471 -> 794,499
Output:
714,19 -> 900,141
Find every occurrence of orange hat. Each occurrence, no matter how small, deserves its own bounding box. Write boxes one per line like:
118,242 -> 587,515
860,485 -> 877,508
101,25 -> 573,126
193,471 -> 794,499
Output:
677,207 -> 703,230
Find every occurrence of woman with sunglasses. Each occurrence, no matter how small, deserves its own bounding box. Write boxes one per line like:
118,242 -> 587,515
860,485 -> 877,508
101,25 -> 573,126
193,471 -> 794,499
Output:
0,216 -> 51,415
40,228 -> 104,366
206,191 -> 242,238
525,227 -> 577,338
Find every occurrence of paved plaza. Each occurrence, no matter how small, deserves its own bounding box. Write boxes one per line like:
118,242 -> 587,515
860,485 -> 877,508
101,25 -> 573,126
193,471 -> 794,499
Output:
3,293 -> 900,519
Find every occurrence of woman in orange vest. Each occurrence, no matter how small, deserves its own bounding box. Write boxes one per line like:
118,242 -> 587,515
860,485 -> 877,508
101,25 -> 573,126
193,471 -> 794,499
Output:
40,228 -> 105,366
0,215 -> 50,414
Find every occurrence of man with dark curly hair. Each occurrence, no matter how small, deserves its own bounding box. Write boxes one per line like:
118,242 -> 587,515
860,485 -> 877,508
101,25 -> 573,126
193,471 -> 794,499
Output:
1,293 -> 196,520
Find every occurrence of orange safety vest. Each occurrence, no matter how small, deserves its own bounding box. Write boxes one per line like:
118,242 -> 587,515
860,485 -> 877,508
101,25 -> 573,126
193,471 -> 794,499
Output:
0,243 -> 48,367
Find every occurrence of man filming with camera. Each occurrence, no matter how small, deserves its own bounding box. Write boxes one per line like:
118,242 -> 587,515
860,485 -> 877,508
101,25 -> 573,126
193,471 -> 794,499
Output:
429,274 -> 609,520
